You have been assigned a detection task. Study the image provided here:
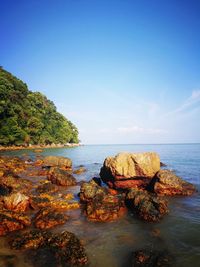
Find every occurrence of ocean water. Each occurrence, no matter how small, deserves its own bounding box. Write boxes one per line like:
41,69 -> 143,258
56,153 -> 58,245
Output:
1,144 -> 200,267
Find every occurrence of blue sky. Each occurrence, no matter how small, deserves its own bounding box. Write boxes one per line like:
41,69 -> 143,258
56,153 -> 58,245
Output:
1,0 -> 200,144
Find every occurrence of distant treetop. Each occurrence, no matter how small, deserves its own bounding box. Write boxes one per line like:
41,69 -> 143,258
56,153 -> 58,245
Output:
0,67 -> 79,146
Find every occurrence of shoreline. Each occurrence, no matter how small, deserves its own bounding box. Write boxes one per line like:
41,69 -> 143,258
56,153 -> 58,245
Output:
0,143 -> 81,151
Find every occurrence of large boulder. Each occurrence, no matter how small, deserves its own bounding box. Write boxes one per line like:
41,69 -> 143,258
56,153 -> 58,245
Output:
126,188 -> 168,222
151,170 -> 196,196
10,229 -> 88,266
100,152 -> 160,189
3,192 -> 29,212
43,156 -> 72,169
0,210 -> 31,236
80,179 -> 126,222
47,167 -> 77,186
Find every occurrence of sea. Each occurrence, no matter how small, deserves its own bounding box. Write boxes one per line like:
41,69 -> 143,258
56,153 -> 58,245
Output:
0,144 -> 200,267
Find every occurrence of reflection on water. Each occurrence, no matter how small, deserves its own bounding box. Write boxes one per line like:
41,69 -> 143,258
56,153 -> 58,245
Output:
0,144 -> 200,267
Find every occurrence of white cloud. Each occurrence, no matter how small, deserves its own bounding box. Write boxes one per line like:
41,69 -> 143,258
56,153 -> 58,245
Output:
170,89 -> 200,115
117,126 -> 167,134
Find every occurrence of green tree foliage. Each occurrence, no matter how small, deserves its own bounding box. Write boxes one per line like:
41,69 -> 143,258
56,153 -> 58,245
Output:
0,67 -> 79,146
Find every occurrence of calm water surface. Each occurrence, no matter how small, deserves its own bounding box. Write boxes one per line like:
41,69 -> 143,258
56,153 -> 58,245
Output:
1,144 -> 200,267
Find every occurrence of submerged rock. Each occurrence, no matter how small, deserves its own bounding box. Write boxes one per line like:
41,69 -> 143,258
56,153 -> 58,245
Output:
132,249 -> 173,267
10,229 -> 88,266
100,152 -> 160,189
73,167 -> 87,174
43,156 -> 72,169
126,188 -> 168,222
3,192 -> 29,212
0,210 -> 31,236
34,208 -> 68,229
80,179 -> 126,222
151,170 -> 196,196
47,167 -> 77,186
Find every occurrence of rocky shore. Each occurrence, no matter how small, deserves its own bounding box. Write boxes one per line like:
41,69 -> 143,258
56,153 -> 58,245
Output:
0,143 -> 81,151
0,152 -> 197,266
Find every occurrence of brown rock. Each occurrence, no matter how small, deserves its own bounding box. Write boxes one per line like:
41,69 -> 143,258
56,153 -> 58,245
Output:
34,208 -> 68,229
126,188 -> 168,222
47,167 -> 77,186
100,152 -> 160,179
4,192 -> 29,212
36,182 -> 58,194
73,167 -> 87,174
0,210 -> 31,236
10,229 -> 88,266
100,152 -> 160,189
152,170 -> 196,196
43,156 -> 72,169
80,179 -> 126,222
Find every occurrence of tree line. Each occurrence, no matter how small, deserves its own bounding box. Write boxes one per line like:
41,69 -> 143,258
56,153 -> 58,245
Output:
0,67 -> 79,146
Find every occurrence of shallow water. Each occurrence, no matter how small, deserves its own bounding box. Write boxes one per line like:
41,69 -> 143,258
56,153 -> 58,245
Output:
1,144 -> 200,267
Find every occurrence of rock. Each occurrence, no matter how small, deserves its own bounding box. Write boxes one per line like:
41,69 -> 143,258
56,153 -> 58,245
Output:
47,167 -> 77,186
151,170 -> 196,196
10,229 -> 88,266
79,179 -> 105,202
3,192 -> 29,212
34,208 -> 68,229
160,162 -> 167,167
30,194 -> 79,211
36,182 -> 58,194
80,179 -> 126,222
0,184 -> 12,196
132,249 -> 172,267
0,210 -> 31,236
73,167 -> 87,174
126,188 -> 168,222
43,156 -> 72,169
100,152 -> 160,189
0,175 -> 32,194
30,196 -> 51,209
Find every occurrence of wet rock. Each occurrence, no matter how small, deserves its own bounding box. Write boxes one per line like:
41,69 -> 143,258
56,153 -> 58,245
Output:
10,229 -> 88,266
79,179 -> 105,202
43,156 -> 72,169
3,192 -> 29,212
0,175 -> 32,194
30,196 -> 51,209
36,182 -> 58,194
151,170 -> 196,196
10,229 -> 49,249
34,208 -> 68,229
30,194 -> 79,211
47,167 -> 77,186
0,156 -> 27,177
100,152 -> 160,189
126,188 -> 168,222
0,210 -> 31,236
0,184 -> 12,196
73,167 -> 87,174
132,249 -> 172,267
80,179 -> 126,222
160,162 -> 167,167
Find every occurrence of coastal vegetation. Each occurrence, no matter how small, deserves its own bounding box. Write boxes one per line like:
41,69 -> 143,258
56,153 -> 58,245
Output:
0,67 -> 79,146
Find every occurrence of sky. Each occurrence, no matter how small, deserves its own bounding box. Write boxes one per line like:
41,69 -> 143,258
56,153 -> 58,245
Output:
0,0 -> 200,144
